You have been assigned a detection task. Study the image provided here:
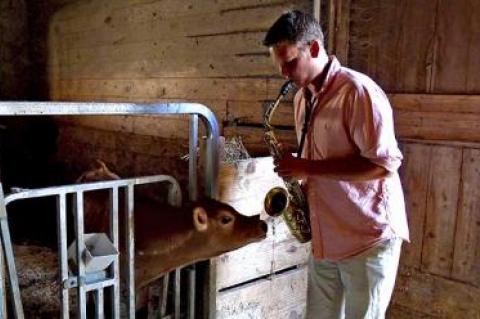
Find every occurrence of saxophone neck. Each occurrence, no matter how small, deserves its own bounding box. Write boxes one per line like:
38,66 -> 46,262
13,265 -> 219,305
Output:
264,80 -> 295,127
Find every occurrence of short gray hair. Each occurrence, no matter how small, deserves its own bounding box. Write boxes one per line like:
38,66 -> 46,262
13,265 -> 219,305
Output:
263,10 -> 324,47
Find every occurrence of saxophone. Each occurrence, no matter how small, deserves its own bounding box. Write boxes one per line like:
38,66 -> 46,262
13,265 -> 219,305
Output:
263,80 -> 312,243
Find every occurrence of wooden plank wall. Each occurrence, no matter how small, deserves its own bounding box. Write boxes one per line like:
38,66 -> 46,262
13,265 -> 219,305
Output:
330,1 -> 480,318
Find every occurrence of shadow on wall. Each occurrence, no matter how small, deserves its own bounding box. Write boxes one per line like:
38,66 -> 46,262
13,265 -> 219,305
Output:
0,116 -> 68,248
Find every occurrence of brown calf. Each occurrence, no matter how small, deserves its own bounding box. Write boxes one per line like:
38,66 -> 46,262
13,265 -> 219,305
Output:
78,161 -> 268,289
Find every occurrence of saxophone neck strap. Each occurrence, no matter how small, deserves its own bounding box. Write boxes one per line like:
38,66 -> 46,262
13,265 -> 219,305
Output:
296,59 -> 332,158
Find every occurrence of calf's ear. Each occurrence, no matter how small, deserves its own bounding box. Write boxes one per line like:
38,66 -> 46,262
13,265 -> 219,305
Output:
95,159 -> 108,170
193,207 -> 208,232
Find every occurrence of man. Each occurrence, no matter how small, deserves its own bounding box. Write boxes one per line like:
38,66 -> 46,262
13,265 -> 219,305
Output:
263,10 -> 409,319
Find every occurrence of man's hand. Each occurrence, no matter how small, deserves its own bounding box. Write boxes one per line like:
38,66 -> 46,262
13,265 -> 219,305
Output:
274,152 -> 311,180
273,148 -> 391,182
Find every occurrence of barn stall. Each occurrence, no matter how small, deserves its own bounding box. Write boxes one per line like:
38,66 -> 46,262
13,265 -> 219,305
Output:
0,0 -> 479,318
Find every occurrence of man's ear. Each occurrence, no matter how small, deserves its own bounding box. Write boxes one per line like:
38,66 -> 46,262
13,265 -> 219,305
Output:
193,207 -> 208,232
309,40 -> 321,58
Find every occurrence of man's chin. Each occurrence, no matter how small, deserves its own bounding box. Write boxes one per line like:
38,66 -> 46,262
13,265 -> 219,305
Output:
292,79 -> 306,88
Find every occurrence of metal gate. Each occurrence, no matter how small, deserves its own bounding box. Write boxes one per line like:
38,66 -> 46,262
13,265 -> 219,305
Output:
0,102 -> 219,319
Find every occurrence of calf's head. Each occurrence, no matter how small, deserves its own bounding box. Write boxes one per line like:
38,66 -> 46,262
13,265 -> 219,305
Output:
191,197 -> 268,256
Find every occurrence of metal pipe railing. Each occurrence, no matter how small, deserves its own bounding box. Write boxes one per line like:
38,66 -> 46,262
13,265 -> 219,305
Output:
0,101 -> 220,318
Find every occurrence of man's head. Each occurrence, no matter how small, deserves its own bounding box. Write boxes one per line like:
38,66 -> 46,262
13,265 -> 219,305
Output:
263,10 -> 324,48
263,10 -> 327,87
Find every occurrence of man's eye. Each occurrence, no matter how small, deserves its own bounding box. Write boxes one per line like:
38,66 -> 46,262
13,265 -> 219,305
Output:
285,57 -> 299,68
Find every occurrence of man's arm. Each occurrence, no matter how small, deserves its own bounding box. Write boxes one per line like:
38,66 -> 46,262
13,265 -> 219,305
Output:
274,152 -> 391,182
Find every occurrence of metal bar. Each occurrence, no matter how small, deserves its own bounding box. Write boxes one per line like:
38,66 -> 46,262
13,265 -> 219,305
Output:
160,274 -> 169,317
189,114 -> 199,201
65,271 -> 107,288
5,175 -> 181,205
95,288 -> 104,319
203,118 -> 219,199
0,239 -> 5,319
0,184 -> 25,319
85,279 -> 116,292
187,266 -> 196,319
74,191 -> 87,319
206,260 -> 217,319
57,193 -> 70,319
109,187 -> 120,319
125,184 -> 135,319
188,115 -> 199,319
0,101 -> 215,120
174,268 -> 181,319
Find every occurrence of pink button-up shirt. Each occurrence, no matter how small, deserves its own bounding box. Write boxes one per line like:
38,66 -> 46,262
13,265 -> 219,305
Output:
294,57 -> 409,261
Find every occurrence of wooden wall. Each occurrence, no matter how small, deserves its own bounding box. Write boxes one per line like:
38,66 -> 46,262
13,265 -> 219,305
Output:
0,0 -> 29,99
329,1 -> 480,318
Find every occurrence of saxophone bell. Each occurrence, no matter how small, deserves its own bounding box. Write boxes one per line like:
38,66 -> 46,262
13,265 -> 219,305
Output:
264,187 -> 289,217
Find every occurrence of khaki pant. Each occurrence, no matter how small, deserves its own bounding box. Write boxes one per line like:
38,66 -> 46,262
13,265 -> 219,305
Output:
307,238 -> 403,319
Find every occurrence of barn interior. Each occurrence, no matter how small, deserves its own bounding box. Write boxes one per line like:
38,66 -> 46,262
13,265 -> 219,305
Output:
1,0 -> 479,318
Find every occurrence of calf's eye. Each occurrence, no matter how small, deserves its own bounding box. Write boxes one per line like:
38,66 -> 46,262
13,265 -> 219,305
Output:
221,215 -> 233,225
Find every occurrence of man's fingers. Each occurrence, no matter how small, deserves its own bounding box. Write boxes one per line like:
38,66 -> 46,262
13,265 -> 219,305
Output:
275,167 -> 291,178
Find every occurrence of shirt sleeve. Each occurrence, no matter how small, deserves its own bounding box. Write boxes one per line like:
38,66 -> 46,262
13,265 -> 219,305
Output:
346,80 -> 403,172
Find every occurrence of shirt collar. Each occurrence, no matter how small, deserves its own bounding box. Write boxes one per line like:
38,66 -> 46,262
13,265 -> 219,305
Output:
307,55 -> 340,98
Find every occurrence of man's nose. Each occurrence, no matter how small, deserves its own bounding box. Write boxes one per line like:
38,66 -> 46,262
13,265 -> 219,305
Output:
280,65 -> 290,78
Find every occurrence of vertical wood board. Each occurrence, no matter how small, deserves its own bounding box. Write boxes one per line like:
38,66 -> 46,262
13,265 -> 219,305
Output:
433,0 -> 480,93
452,148 -> 480,285
398,143 -> 431,268
421,146 -> 462,276
347,0 -> 437,92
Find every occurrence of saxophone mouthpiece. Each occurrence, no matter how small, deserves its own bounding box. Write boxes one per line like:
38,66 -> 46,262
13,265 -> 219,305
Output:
280,80 -> 294,96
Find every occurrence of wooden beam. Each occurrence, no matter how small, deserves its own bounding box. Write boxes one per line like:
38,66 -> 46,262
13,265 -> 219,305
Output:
391,94 -> 480,143
389,94 -> 480,113
225,94 -> 480,145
